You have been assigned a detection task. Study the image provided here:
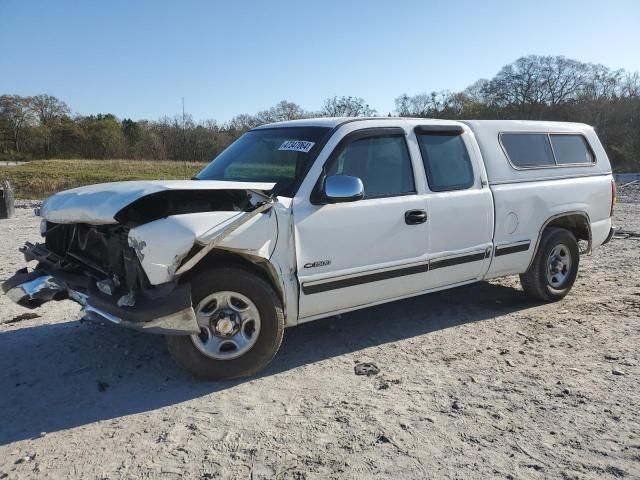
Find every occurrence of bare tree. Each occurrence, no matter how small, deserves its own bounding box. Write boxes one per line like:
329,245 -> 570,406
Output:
256,100 -> 307,123
538,56 -> 588,105
320,96 -> 377,117
227,113 -> 262,132
622,72 -> 640,97
393,91 -> 454,118
30,94 -> 70,125
394,94 -> 412,116
484,56 -> 547,116
581,63 -> 624,100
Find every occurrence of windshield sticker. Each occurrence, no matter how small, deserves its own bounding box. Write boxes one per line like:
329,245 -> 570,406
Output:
278,140 -> 315,153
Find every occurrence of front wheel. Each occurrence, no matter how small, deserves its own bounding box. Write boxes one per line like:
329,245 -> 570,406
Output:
166,267 -> 284,380
520,227 -> 580,302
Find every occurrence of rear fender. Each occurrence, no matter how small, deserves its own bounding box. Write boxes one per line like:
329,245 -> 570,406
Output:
528,211 -> 591,269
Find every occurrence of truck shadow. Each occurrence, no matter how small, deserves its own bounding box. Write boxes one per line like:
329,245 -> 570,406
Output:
0,280 -> 538,445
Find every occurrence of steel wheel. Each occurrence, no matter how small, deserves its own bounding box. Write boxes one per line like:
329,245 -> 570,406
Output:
520,227 -> 579,302
546,243 -> 572,289
191,291 -> 261,360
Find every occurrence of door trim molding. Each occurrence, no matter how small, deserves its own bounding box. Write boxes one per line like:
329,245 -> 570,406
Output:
301,263 -> 428,295
301,249 -> 490,295
494,241 -> 531,257
429,251 -> 487,270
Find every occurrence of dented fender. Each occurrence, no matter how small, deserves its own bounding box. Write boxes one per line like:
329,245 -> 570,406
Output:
128,203 -> 278,285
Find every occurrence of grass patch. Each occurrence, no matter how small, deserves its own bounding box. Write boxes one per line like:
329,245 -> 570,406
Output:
0,159 -> 208,199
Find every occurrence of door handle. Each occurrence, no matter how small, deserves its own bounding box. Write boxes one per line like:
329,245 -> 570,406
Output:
405,209 -> 427,225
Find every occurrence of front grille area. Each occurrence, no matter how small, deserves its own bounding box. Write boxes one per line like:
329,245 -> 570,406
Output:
45,222 -> 139,285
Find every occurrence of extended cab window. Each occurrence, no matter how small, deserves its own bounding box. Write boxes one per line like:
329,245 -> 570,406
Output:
416,132 -> 474,192
326,135 -> 415,198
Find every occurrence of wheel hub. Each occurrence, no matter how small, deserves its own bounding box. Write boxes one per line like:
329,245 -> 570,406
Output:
550,259 -> 564,274
191,291 -> 262,361
546,243 -> 572,288
212,310 -> 239,336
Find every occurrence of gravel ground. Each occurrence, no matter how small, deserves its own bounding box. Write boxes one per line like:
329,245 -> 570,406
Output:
0,195 -> 638,479
618,182 -> 640,204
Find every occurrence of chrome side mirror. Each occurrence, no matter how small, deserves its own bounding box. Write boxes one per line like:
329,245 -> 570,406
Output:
323,175 -> 364,203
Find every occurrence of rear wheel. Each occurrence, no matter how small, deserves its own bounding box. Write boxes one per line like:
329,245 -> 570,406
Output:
166,267 -> 284,380
520,227 -> 579,302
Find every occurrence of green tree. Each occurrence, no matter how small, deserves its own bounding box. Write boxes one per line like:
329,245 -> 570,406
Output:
30,94 -> 70,158
0,95 -> 36,154
121,118 -> 142,157
78,114 -> 125,159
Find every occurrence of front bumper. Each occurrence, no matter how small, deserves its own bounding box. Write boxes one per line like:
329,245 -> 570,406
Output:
2,268 -> 199,335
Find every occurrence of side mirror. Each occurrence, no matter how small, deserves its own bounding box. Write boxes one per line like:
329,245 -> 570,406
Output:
323,175 -> 364,203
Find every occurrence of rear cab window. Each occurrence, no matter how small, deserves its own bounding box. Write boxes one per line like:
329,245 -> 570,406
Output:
501,132 -> 595,168
415,128 -> 475,192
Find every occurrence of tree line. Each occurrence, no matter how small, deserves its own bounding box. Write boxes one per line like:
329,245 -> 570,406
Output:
1,55 -> 638,171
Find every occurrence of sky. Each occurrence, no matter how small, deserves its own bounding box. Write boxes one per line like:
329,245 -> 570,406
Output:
1,0 -> 639,122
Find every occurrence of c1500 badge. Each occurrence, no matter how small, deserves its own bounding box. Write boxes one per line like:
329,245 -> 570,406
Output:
304,260 -> 331,269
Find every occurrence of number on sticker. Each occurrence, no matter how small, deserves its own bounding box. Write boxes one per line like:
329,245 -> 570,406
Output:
278,140 -> 315,153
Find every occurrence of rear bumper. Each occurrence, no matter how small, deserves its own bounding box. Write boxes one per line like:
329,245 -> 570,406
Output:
2,269 -> 199,335
601,227 -> 615,246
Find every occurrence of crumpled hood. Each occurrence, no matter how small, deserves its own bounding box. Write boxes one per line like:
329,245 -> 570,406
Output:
39,180 -> 276,225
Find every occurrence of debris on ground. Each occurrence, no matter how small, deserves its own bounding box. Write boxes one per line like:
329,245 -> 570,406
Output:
613,229 -> 640,240
4,312 -> 40,324
0,180 -> 15,220
354,362 -> 380,376
97,381 -> 110,392
376,377 -> 401,390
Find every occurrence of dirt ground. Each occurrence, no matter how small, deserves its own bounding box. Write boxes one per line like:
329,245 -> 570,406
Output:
0,188 -> 639,480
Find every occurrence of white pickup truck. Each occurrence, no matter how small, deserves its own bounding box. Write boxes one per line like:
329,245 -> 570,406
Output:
3,118 -> 616,379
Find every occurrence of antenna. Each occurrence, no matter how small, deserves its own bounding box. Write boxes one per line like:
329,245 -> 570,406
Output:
182,97 -> 187,179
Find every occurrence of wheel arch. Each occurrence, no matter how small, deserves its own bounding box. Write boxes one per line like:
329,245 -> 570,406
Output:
178,248 -> 286,311
528,211 -> 592,270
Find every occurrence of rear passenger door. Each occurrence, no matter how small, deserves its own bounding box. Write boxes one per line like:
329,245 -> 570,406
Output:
413,126 -> 494,286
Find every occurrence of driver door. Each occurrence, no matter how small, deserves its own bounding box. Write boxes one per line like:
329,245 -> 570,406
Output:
293,128 -> 431,319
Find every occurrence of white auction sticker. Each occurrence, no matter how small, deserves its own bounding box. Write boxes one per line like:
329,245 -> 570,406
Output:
278,140 -> 315,153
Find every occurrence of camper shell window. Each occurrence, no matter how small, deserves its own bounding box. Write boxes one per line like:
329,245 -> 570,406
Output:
500,132 -> 595,169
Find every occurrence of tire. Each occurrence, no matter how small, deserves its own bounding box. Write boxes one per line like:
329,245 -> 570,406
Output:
166,267 -> 284,380
520,227 -> 580,302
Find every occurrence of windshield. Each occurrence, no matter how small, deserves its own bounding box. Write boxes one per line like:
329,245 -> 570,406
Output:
196,126 -> 331,196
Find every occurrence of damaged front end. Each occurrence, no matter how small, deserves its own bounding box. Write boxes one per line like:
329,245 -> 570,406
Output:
2,180 -> 277,335
3,222 -> 199,335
